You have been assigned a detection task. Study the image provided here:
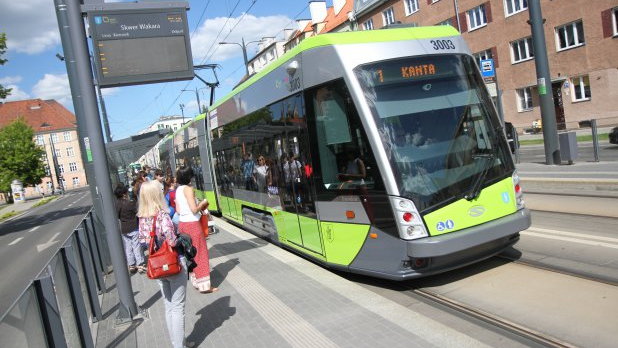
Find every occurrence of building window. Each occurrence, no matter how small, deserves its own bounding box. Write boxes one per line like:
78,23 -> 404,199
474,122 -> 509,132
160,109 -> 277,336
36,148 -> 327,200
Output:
555,20 -> 585,51
42,153 -> 47,162
72,177 -> 80,186
504,0 -> 527,17
58,164 -> 65,174
516,87 -> 533,111
69,162 -> 78,172
382,7 -> 395,26
437,18 -> 452,26
467,4 -> 487,31
51,133 -> 58,143
362,18 -> 374,30
511,37 -> 534,63
404,0 -> 419,16
54,149 -> 62,158
44,166 -> 51,176
473,49 -> 493,66
63,131 -> 71,141
36,135 -> 45,145
571,75 -> 591,101
66,147 -> 74,157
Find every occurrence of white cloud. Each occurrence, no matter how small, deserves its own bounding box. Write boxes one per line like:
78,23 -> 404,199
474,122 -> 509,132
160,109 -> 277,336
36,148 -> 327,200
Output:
32,73 -> 71,104
191,14 -> 293,63
0,76 -> 23,85
2,84 -> 31,102
0,0 -> 61,54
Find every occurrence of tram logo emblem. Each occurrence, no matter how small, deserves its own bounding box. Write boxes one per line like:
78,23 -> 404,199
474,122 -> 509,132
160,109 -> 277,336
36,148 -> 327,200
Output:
468,206 -> 486,217
436,219 -> 454,231
501,192 -> 510,203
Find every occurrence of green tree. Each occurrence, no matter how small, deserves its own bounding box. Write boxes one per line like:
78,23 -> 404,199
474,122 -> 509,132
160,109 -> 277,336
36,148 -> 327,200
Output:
0,33 -> 11,99
0,118 -> 46,196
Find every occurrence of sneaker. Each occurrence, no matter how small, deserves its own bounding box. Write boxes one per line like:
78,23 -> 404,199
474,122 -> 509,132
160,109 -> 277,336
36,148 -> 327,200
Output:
184,341 -> 196,348
128,266 -> 137,274
137,265 -> 146,274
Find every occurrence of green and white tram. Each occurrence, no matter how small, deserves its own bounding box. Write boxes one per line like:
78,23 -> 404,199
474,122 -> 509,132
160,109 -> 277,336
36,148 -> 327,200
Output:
159,114 -> 219,211
171,26 -> 531,280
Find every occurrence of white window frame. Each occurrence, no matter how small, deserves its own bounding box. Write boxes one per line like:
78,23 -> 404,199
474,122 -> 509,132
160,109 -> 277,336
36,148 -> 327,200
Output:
437,19 -> 451,26
63,131 -> 71,141
72,177 -> 80,186
382,7 -> 395,26
51,133 -> 58,143
66,147 -> 75,157
59,164 -> 65,174
612,7 -> 618,37
36,135 -> 45,145
516,87 -> 533,111
69,162 -> 78,172
55,149 -> 62,158
467,4 -> 487,31
473,49 -> 493,66
511,37 -> 534,63
504,0 -> 528,17
404,0 -> 419,16
555,20 -> 585,51
363,18 -> 374,30
571,75 -> 591,102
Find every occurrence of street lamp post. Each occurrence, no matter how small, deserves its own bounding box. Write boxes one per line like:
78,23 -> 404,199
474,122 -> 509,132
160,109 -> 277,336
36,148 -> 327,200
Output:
219,38 -> 260,77
179,103 -> 185,125
181,88 -> 202,114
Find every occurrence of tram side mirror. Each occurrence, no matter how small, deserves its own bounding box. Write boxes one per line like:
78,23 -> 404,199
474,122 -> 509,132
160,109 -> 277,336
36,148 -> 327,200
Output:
578,120 -> 592,128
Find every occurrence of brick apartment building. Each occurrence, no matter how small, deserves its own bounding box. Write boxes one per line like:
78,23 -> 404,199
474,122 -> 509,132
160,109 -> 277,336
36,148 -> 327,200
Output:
352,0 -> 618,131
0,99 -> 88,197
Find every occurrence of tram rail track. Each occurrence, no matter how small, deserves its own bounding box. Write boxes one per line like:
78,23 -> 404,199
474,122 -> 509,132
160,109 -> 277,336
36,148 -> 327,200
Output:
411,286 -> 576,348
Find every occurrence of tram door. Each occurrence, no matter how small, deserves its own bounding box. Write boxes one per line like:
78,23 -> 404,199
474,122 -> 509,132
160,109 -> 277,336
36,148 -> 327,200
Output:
281,95 -> 324,255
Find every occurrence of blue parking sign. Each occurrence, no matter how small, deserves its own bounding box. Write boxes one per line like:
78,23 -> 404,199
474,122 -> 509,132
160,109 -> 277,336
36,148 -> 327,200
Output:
480,59 -> 495,78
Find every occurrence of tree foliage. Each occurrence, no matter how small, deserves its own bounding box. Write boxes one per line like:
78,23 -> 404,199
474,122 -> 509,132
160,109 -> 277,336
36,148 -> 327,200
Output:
0,33 -> 11,99
0,118 -> 46,192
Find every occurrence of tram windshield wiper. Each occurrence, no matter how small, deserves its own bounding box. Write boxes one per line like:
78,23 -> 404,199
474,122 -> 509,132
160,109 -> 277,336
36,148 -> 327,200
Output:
464,153 -> 495,201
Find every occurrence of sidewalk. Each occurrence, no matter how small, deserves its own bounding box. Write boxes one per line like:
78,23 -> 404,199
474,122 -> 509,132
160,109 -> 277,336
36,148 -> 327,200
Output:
95,218 -> 493,348
0,196 -> 50,222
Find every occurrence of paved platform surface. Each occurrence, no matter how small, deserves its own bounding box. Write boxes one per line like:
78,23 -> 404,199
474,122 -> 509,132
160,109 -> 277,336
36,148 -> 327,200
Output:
95,218 -> 493,348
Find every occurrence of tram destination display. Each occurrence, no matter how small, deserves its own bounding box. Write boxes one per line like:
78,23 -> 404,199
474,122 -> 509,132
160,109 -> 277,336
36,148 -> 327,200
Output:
88,7 -> 194,87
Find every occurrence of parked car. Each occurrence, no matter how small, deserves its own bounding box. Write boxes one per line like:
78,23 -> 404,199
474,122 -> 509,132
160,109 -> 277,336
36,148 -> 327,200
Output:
609,127 -> 618,145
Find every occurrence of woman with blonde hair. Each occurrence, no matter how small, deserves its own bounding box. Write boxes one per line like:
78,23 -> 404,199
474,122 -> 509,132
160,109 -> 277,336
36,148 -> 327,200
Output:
137,180 -> 191,348
175,166 -> 218,293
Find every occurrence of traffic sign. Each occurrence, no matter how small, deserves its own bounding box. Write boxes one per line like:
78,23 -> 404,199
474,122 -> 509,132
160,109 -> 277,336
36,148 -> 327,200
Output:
480,59 -> 495,78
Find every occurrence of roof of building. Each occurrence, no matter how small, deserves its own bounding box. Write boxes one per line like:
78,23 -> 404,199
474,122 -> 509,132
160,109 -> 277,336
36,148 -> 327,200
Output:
320,1 -> 353,34
0,99 -> 77,133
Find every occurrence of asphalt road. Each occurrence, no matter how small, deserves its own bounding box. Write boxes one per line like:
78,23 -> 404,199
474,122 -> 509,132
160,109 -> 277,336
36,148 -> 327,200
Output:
0,188 -> 92,316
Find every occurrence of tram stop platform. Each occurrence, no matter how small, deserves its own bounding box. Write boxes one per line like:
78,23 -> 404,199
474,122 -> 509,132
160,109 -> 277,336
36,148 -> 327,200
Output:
94,217 -> 492,348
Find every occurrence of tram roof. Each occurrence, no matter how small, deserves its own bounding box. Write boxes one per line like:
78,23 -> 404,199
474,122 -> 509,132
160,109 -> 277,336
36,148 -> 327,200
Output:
208,26 -> 459,111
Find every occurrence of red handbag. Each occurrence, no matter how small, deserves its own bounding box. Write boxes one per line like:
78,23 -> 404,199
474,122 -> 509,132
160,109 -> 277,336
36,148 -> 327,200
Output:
199,211 -> 210,238
146,213 -> 181,279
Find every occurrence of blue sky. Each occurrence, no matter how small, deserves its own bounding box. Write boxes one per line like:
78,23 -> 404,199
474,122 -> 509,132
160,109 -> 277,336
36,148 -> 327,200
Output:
0,0 -> 313,139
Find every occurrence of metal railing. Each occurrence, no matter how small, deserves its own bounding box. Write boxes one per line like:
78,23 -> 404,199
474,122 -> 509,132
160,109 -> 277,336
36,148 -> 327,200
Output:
0,209 -> 110,348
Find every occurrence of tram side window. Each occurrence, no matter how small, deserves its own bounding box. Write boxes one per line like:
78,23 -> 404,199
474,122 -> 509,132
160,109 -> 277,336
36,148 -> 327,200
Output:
306,80 -> 384,195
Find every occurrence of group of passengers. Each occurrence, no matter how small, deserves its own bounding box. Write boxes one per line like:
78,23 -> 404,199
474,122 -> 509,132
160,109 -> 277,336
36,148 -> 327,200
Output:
115,165 -> 217,348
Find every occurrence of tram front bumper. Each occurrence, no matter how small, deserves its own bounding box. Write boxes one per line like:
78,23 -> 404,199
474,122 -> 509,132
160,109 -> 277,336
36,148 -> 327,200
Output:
407,208 -> 530,259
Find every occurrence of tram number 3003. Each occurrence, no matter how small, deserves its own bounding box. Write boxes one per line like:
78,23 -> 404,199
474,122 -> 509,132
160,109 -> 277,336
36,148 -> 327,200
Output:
430,39 -> 456,50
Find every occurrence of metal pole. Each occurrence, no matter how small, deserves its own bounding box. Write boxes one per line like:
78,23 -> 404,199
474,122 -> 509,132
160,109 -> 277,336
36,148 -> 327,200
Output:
195,87 -> 202,114
180,104 -> 185,124
96,83 -> 112,143
591,119 -> 599,162
63,0 -> 138,321
528,0 -> 560,165
453,0 -> 461,32
54,0 -> 104,226
495,76 -> 505,125
241,37 -> 249,77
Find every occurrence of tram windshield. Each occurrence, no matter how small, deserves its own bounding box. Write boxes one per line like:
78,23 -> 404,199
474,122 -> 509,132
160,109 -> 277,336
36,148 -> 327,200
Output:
355,54 -> 513,211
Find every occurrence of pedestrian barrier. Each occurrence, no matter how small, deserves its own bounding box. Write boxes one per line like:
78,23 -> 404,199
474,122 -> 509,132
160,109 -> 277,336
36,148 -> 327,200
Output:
0,209 -> 108,348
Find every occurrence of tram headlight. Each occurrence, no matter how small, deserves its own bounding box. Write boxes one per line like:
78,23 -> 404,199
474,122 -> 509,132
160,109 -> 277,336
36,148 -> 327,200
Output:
512,170 -> 525,210
390,197 -> 429,240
